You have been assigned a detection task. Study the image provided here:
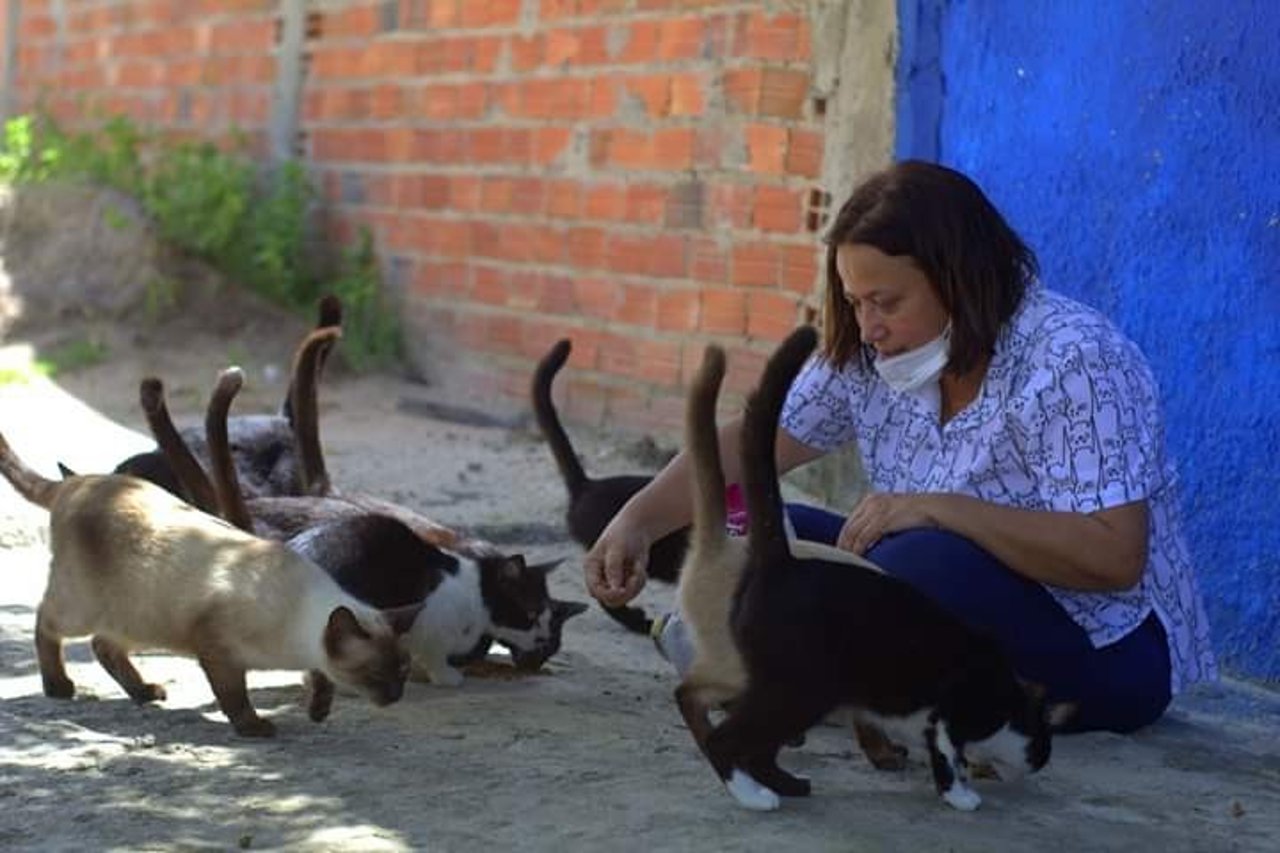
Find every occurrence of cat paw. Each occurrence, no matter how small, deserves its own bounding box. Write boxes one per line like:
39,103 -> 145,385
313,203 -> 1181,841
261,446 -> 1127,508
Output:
231,716 -> 277,738
429,667 -> 465,688
866,744 -> 909,771
942,784 -> 982,812
129,683 -> 167,704
42,677 -> 75,699
775,773 -> 811,798
305,671 -> 334,722
725,770 -> 781,811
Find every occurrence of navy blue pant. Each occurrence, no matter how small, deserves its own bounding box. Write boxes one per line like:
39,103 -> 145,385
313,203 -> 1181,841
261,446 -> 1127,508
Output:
785,503 -> 1172,733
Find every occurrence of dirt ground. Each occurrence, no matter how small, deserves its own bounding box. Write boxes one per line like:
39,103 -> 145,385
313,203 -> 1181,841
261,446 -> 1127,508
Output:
1,185 -> 1278,852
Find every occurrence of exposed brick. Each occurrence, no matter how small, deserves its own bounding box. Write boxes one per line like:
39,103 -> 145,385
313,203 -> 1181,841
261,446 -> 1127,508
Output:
458,0 -> 521,28
619,282 -> 659,326
657,288 -> 700,332
754,185 -> 803,233
669,72 -> 705,116
745,123 -> 788,174
700,288 -> 746,335
747,290 -> 800,340
584,183 -> 627,220
734,11 -> 809,61
545,179 -> 584,219
758,68 -> 810,119
786,128 -> 823,178
781,243 -> 822,295
731,243 -> 781,288
625,183 -> 667,225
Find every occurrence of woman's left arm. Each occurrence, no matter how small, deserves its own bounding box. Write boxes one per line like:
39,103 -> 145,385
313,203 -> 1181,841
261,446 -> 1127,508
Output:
839,493 -> 1149,592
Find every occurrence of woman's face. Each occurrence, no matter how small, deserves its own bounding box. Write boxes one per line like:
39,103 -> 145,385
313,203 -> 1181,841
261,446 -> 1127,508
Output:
836,243 -> 949,356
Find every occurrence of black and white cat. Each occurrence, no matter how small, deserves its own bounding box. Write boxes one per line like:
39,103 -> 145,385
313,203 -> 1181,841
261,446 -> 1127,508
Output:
142,356 -> 583,686
532,338 -> 689,634
701,326 -> 1072,812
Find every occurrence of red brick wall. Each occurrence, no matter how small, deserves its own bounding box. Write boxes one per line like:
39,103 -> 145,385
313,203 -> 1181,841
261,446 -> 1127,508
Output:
10,0 -> 278,152
9,0 -> 829,437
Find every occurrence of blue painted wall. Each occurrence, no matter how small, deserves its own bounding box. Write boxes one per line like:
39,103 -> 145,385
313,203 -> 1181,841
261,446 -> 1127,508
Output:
896,0 -> 1279,680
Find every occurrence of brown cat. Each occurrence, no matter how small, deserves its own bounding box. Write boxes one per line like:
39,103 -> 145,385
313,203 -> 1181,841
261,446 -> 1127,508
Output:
0,431 -> 415,738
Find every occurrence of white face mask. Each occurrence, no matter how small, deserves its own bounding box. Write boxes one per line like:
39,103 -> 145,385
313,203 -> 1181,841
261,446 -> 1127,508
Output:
873,323 -> 951,393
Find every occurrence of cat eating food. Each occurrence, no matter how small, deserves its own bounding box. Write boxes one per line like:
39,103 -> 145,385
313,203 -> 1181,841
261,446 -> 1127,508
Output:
0,431 -> 414,737
143,345 -> 583,687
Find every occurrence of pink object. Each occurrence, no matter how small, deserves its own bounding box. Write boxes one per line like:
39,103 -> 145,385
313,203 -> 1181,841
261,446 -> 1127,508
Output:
725,483 -> 748,536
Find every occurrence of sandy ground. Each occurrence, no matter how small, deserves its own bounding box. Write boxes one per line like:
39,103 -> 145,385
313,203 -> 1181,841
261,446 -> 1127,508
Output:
0,216 -> 1276,850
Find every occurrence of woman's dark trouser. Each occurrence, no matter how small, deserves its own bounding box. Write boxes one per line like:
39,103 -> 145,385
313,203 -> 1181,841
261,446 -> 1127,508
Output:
785,503 -> 1172,734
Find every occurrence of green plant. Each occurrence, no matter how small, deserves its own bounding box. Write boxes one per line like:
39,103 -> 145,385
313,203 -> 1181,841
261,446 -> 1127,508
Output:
143,140 -> 252,258
0,115 -> 58,182
234,159 -> 313,306
328,228 -> 401,371
35,337 -> 109,376
0,112 -> 402,372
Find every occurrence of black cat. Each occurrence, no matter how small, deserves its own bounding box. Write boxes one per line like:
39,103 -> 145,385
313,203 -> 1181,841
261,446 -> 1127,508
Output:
701,326 -> 1072,811
532,338 -> 689,634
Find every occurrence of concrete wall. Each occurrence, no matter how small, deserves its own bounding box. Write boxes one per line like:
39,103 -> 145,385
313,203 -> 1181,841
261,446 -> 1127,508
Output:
898,0 -> 1279,681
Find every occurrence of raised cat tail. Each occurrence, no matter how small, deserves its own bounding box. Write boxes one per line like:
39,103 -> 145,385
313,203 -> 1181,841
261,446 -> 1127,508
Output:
531,339 -> 589,500
205,367 -> 256,533
0,431 -> 61,509
139,377 -> 220,514
740,326 -> 819,567
687,345 -> 729,556
282,294 -> 343,424
289,326 -> 341,497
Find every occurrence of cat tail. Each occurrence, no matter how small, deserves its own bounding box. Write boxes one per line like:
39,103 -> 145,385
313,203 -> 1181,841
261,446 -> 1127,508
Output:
205,367 -> 256,532
687,345 -> 729,556
0,431 -> 61,509
139,377 -> 220,515
281,294 -> 343,424
531,339 -> 590,500
740,326 -> 819,567
290,326 -> 341,497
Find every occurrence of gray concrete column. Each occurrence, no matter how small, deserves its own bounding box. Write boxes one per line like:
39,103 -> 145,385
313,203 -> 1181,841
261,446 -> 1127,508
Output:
2,0 -> 20,121
270,0 -> 306,163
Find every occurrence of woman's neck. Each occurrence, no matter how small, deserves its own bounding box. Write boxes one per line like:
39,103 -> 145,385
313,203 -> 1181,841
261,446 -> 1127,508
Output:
940,357 -> 990,424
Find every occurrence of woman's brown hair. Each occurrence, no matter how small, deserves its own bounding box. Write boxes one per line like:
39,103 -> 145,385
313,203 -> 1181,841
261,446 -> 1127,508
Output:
821,160 -> 1038,373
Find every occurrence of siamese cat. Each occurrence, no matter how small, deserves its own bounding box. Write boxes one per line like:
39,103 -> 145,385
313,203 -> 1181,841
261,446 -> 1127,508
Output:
145,355 -> 582,684
112,294 -> 343,502
532,338 -> 689,634
700,326 -> 1072,812
0,431 -> 414,738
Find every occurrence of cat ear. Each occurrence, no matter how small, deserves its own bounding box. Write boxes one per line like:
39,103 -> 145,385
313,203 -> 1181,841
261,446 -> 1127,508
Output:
325,606 -> 368,640
381,603 -> 424,636
553,599 -> 588,619
56,462 -> 78,479
529,557 -> 566,575
323,606 -> 370,658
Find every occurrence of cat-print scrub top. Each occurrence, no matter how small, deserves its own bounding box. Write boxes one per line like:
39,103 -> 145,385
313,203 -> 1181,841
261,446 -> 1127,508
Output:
780,284 -> 1217,694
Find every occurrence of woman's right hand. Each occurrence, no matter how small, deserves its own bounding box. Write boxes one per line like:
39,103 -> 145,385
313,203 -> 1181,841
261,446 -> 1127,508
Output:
583,514 -> 652,607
